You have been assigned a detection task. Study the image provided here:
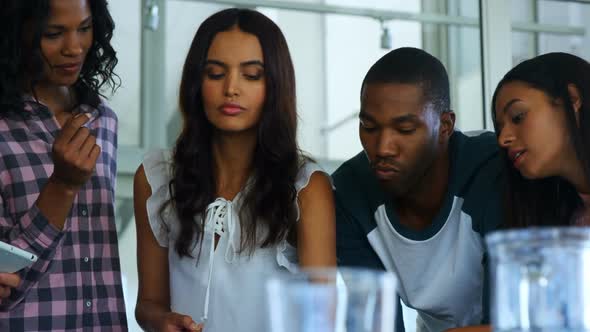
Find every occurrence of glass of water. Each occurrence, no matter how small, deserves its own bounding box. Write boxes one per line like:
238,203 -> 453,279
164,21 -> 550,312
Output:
486,227 -> 590,332
266,267 -> 397,332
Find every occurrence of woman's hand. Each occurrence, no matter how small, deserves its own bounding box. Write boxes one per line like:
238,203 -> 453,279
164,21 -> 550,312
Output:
157,312 -> 202,332
0,272 -> 21,298
50,113 -> 101,191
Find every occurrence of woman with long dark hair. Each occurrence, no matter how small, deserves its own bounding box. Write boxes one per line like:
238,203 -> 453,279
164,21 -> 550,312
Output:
447,53 -> 590,332
0,0 -> 126,330
134,8 -> 336,332
493,52 -> 590,227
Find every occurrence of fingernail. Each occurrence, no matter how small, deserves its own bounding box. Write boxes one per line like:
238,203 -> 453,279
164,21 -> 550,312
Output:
74,113 -> 91,119
190,322 -> 198,330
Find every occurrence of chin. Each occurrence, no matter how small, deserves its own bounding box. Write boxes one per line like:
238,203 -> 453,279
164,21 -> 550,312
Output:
379,181 -> 409,197
518,166 -> 546,180
53,78 -> 79,87
214,124 -> 257,135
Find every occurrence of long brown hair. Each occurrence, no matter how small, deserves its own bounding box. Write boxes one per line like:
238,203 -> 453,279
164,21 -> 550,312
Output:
169,8 -> 301,258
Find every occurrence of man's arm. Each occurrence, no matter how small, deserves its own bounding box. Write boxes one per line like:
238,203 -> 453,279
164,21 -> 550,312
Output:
335,194 -> 383,268
334,193 -> 405,332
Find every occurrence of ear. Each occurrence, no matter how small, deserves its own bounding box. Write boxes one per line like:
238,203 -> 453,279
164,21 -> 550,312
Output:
567,84 -> 582,125
439,111 -> 456,142
567,83 -> 582,112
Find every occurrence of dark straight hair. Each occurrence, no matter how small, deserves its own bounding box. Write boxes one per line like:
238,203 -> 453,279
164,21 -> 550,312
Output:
491,52 -> 590,227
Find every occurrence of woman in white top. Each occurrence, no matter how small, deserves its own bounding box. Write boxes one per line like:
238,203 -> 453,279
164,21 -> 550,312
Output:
133,8 -> 336,332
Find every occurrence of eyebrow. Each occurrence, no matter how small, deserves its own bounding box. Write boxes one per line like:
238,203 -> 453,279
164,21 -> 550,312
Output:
205,59 -> 265,68
359,110 -> 374,122
392,114 -> 419,124
501,98 -> 523,114
46,17 -> 92,29
359,111 -> 419,124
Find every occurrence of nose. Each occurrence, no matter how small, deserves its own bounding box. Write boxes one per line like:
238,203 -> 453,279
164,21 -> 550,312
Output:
224,70 -> 240,97
62,32 -> 83,57
375,130 -> 400,159
497,125 -> 515,149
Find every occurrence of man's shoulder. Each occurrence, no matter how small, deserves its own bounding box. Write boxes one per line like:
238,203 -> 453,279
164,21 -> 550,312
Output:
331,152 -> 384,199
451,131 -> 505,234
452,130 -> 503,180
332,151 -> 369,183
331,151 -> 384,227
455,130 -> 499,157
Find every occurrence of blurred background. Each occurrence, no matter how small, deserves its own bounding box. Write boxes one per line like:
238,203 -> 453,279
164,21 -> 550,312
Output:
105,0 -> 590,330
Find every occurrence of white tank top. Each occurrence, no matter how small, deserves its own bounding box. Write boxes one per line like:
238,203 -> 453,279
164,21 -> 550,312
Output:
142,149 -> 327,331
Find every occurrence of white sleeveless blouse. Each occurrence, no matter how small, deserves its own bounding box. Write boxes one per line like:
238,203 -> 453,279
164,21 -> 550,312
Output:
142,149 -> 327,331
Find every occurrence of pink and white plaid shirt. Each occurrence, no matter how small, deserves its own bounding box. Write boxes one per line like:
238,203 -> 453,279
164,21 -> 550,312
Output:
0,97 -> 127,331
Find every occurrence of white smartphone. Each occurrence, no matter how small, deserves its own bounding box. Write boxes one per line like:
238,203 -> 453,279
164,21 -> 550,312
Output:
0,241 -> 38,273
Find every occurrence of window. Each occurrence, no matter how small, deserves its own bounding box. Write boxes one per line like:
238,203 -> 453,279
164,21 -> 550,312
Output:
108,0 -> 142,146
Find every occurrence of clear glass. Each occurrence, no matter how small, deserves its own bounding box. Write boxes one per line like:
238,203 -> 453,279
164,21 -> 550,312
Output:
266,267 -> 397,332
486,227 -> 590,332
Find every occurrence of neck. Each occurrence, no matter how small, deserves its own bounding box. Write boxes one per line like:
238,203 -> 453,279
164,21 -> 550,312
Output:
395,147 -> 450,230
212,130 -> 257,199
561,147 -> 590,194
28,83 -> 74,117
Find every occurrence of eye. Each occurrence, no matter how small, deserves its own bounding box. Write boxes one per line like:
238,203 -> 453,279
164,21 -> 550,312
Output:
511,112 -> 526,124
207,73 -> 224,80
243,73 -> 263,81
205,68 -> 225,80
360,120 -> 377,132
398,128 -> 416,135
43,31 -> 62,39
242,67 -> 264,81
79,25 -> 92,33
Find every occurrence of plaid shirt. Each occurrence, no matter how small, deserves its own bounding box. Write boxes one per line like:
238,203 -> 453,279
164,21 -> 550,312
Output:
0,97 -> 127,331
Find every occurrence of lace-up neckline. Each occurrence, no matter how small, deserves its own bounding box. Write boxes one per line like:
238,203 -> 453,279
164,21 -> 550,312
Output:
201,197 -> 240,322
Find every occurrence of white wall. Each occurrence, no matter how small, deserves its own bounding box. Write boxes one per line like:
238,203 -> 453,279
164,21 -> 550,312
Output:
162,0 -> 327,159
537,0 -> 590,60
324,0 -> 422,160
108,0 -> 142,146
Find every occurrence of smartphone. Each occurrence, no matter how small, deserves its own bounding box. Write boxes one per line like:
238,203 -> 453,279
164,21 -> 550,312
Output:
0,241 -> 38,273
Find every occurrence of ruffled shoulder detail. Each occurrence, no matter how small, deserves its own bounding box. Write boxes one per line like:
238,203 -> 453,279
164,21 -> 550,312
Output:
143,149 -> 174,247
276,160 -> 332,272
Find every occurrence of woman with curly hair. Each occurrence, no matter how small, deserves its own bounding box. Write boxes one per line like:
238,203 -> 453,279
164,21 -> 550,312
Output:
0,0 -> 127,330
134,8 -> 336,332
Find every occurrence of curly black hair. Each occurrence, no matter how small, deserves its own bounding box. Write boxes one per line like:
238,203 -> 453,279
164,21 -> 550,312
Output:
169,8 -> 303,258
0,0 -> 119,113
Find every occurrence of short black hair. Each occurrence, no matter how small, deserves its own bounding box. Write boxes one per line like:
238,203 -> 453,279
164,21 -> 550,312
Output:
361,47 -> 450,113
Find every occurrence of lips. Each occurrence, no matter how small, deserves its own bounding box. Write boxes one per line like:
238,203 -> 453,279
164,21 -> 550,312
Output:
219,103 -> 245,116
508,149 -> 527,167
373,165 -> 401,180
55,62 -> 82,74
